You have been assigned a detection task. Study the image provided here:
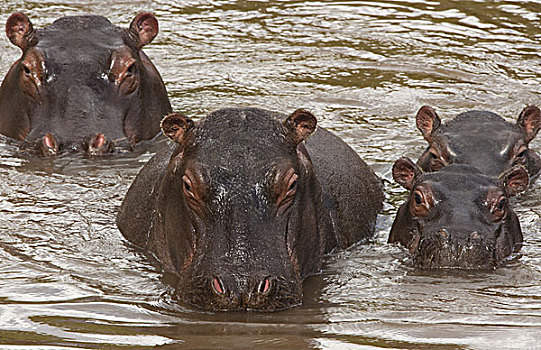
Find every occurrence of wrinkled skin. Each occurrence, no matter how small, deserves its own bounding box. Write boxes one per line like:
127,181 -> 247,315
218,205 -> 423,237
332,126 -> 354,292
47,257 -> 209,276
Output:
0,12 -> 171,156
117,107 -> 383,311
415,105 -> 541,179
389,157 -> 528,269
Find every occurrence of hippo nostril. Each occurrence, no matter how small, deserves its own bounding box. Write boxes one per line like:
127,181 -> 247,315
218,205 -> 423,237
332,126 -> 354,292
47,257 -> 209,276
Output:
470,232 -> 480,240
92,133 -> 106,149
43,133 -> 56,149
438,229 -> 449,240
212,276 -> 225,295
257,277 -> 272,295
84,133 -> 112,155
39,133 -> 58,155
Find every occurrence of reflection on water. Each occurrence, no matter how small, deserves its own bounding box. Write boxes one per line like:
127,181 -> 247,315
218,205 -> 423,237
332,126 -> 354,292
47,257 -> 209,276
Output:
0,1 -> 541,349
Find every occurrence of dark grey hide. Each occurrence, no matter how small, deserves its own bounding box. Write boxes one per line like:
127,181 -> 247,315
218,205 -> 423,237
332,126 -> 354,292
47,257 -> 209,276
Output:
390,157 -> 528,269
415,106 -> 541,180
0,12 -> 171,155
117,107 -> 384,311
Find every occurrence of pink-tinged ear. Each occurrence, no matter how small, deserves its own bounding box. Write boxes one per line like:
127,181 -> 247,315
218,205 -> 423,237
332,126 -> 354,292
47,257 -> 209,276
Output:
284,109 -> 317,144
161,113 -> 194,144
129,12 -> 158,47
416,105 -> 441,142
6,12 -> 34,50
392,157 -> 422,191
500,165 -> 529,197
517,105 -> 541,143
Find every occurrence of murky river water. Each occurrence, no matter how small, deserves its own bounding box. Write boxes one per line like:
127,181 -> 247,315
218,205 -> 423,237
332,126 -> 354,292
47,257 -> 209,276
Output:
1,0 -> 541,349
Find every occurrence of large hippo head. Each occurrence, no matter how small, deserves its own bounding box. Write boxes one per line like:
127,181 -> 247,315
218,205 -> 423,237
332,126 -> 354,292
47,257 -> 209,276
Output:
0,12 -> 171,156
415,106 -> 541,178
389,157 -> 527,269
153,108 -> 329,311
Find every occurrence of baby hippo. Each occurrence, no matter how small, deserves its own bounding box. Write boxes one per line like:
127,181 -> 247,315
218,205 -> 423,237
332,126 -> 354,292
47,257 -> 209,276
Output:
415,105 -> 541,179
389,157 -> 528,269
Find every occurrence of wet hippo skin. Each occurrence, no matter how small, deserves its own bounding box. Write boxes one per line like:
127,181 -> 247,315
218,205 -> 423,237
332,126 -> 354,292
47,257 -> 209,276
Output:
117,107 -> 384,311
415,105 -> 541,180
0,12 -> 171,156
389,157 -> 528,269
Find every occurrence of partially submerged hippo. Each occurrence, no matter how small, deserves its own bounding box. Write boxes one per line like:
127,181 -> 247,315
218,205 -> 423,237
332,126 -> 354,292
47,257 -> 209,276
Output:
0,12 -> 171,156
415,105 -> 541,179
389,157 -> 528,269
117,107 -> 383,311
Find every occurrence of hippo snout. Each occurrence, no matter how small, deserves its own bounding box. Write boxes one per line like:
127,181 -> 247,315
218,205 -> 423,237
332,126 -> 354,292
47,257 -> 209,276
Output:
211,273 -> 299,311
179,272 -> 302,311
413,229 -> 495,269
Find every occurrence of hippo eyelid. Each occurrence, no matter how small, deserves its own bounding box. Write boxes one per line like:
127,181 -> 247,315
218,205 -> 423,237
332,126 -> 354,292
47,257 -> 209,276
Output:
487,193 -> 508,222
275,168 -> 298,214
182,174 -> 194,195
126,61 -> 137,74
515,144 -> 527,158
410,186 -> 434,217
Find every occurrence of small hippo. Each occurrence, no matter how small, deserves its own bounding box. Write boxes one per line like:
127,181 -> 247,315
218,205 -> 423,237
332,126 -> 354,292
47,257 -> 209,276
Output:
389,157 -> 528,269
415,105 -> 541,179
0,12 -> 171,156
117,107 -> 384,311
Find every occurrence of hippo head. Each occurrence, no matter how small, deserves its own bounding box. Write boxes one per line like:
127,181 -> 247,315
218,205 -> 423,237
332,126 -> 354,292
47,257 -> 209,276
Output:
415,105 -> 541,178
155,108 -> 327,311
0,12 -> 170,156
389,157 -> 528,269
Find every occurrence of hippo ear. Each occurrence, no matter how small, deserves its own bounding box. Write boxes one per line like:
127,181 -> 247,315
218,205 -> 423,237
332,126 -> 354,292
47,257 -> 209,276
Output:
500,165 -> 529,197
284,109 -> 317,144
416,105 -> 441,142
6,12 -> 34,50
392,157 -> 422,190
517,105 -> 541,143
129,12 -> 159,47
161,113 -> 194,144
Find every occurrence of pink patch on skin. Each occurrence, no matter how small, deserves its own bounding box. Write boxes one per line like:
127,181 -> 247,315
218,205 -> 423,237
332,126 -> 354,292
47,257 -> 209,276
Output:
93,133 -> 106,149
43,134 -> 55,149
213,277 -> 224,294
260,278 -> 271,294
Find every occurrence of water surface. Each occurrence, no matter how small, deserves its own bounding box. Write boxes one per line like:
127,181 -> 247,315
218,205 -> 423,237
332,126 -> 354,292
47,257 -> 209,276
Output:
0,1 -> 541,349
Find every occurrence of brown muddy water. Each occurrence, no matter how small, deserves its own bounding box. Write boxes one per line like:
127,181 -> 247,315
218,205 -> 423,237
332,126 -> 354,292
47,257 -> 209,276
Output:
1,1 -> 541,349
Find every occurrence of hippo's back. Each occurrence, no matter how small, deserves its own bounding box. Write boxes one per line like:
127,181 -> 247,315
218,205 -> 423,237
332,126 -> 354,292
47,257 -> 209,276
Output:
306,127 -> 383,251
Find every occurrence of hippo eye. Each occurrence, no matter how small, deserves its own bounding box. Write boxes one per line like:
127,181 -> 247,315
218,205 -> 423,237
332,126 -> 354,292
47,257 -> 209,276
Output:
182,175 -> 194,196
288,179 -> 297,192
491,195 -> 507,222
428,150 -> 446,171
410,188 -> 432,217
414,192 -> 422,205
126,62 -> 137,76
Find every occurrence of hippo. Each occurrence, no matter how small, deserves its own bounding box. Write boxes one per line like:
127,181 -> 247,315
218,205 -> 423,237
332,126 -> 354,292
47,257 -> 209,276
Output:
0,12 -> 171,156
389,157 -> 528,269
117,107 -> 384,311
415,105 -> 541,179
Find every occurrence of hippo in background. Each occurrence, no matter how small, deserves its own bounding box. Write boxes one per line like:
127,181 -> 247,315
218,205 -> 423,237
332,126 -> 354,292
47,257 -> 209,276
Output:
0,12 -> 171,156
389,157 -> 528,269
117,107 -> 384,311
415,105 -> 541,180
